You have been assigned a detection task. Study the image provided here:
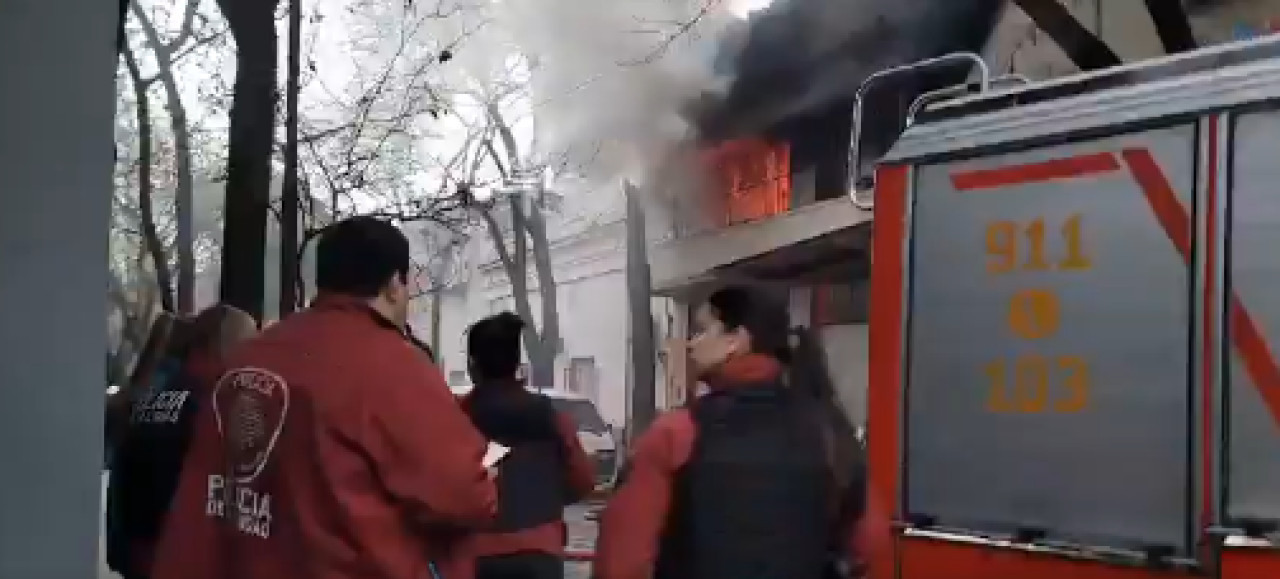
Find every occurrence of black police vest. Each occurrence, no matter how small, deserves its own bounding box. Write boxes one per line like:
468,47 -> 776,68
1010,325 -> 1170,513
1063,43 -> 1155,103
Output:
105,358 -> 202,574
465,386 -> 569,532
655,384 -> 836,579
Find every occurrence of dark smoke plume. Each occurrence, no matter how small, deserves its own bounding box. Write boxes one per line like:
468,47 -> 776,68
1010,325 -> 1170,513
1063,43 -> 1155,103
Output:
697,0 -> 1006,142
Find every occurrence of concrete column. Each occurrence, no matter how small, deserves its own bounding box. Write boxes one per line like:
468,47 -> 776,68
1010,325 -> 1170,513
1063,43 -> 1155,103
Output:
0,1 -> 119,577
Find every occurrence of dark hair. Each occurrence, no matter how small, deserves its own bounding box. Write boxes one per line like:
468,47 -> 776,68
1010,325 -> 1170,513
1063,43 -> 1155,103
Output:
705,285 -> 792,363
704,286 -> 842,403
786,326 -> 838,403
467,311 -> 525,381
315,216 -> 410,298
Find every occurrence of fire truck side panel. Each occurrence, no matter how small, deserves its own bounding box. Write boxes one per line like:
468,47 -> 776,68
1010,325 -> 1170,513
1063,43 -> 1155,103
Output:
871,39 -> 1280,578
897,533 -> 1188,579
867,162 -> 911,579
1222,109 -> 1280,526
1220,546 -> 1280,577
903,127 -> 1197,555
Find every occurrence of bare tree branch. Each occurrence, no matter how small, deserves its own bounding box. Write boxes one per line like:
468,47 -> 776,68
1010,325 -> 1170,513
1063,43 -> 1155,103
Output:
122,37 -> 176,313
621,0 -> 724,66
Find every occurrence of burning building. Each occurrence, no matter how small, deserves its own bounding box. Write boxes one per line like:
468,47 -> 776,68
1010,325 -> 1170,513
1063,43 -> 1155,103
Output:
649,0 -> 1007,420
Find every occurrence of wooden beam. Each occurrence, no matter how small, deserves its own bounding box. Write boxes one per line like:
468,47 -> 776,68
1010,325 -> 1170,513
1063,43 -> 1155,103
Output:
1144,0 -> 1199,54
1012,0 -> 1123,71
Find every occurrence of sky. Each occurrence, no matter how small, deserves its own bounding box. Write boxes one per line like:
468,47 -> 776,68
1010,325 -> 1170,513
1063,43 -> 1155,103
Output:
728,0 -> 773,19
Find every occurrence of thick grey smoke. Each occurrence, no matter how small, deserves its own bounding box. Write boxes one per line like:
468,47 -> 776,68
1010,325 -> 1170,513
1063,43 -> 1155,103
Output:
705,0 -> 1005,138
434,0 -> 1003,208
493,0 -> 745,187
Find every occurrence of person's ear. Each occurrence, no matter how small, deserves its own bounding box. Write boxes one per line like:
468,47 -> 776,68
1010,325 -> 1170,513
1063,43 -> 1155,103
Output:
381,273 -> 406,301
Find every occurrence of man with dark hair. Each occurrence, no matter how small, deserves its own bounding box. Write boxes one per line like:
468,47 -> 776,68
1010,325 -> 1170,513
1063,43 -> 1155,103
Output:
314,216 -> 413,311
151,216 -> 497,579
460,312 -> 596,579
466,312 -> 524,379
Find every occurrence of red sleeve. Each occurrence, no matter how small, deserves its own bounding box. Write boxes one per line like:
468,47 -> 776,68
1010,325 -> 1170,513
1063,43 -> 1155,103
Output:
553,411 -> 597,501
846,483 -> 892,567
365,354 -> 497,528
593,410 -> 694,579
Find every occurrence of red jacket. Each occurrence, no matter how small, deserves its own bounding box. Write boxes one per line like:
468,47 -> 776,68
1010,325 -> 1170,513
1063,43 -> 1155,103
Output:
593,355 -> 890,579
461,399 -> 597,558
150,296 -> 497,579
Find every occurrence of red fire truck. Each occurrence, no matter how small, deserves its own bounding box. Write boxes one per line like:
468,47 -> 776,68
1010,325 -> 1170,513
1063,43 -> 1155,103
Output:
864,36 -> 1280,578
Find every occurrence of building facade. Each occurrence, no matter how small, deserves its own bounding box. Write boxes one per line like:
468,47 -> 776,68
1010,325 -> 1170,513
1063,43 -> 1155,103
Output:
418,185 -> 681,430
649,0 -> 1280,428
424,1 -> 1280,431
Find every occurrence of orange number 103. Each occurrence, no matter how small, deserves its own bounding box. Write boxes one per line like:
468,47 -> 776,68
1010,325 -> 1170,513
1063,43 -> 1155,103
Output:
985,355 -> 1090,414
986,214 -> 1092,274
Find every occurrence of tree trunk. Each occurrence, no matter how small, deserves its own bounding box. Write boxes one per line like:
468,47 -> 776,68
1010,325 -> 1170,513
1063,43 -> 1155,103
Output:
430,288 -> 443,363
133,1 -> 197,313
625,181 -> 656,435
480,203 -> 553,388
216,0 -> 279,322
1012,0 -> 1122,71
123,42 -> 176,313
116,0 -> 129,56
521,202 -> 560,388
482,107 -> 563,388
1143,0 -> 1197,54
279,0 -> 302,317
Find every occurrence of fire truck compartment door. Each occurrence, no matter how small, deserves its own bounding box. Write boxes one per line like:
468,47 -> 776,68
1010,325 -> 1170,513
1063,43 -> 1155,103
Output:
904,125 -> 1196,555
1225,109 -> 1280,526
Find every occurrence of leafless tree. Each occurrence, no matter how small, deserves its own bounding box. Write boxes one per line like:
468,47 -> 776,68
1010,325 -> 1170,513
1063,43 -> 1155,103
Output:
464,101 -> 565,389
121,41 -> 175,314
280,0 -> 303,317
132,0 -> 229,314
275,0 -> 480,311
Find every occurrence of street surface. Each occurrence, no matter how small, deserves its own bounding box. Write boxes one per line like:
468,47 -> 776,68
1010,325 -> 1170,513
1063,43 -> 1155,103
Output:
564,501 -> 602,579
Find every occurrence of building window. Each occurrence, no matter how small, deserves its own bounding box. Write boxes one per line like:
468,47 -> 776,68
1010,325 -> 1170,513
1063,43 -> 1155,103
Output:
565,357 -> 598,402
702,139 -> 792,226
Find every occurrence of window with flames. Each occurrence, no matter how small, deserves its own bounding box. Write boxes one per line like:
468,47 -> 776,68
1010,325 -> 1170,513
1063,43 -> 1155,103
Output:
701,138 -> 792,226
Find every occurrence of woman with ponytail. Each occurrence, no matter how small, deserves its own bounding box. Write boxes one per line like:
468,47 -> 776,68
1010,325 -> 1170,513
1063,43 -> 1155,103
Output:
107,304 -> 257,579
595,285 -> 886,579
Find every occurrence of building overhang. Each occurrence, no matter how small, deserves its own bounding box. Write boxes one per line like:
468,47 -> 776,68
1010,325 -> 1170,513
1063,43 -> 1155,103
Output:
650,196 -> 873,298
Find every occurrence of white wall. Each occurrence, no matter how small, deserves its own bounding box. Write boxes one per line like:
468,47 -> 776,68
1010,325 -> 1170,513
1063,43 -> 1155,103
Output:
556,262 -> 630,427
423,186 -> 642,428
820,323 -> 869,427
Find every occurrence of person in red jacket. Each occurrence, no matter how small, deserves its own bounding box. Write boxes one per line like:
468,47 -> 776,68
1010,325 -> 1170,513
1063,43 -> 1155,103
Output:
593,285 -> 889,579
149,216 -> 497,579
106,305 -> 256,579
459,312 -> 597,579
